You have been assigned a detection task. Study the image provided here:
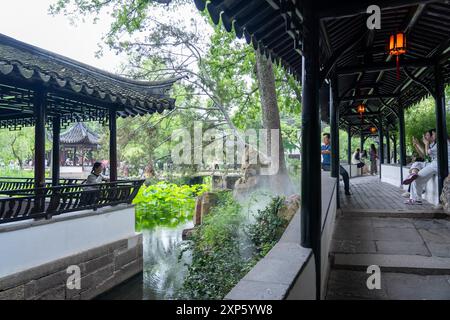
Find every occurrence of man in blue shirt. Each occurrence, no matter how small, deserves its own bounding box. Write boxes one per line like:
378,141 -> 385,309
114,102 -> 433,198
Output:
322,133 -> 351,195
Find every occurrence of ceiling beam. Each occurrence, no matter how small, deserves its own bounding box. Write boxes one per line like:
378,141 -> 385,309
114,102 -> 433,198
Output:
337,58 -> 433,75
318,0 -> 444,19
340,94 -> 398,102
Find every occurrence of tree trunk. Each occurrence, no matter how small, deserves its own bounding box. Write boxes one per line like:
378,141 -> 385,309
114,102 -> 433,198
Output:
255,50 -> 293,194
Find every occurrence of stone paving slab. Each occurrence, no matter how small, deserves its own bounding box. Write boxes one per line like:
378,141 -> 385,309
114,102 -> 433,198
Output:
332,240 -> 377,254
375,241 -> 431,256
326,270 -> 450,300
340,176 -> 436,211
372,227 -> 424,242
333,254 -> 450,274
326,269 -> 389,300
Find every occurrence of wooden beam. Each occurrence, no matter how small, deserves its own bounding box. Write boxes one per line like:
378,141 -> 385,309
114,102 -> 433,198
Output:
337,59 -> 433,75
319,0 -> 443,19
340,94 -> 398,102
320,30 -> 368,83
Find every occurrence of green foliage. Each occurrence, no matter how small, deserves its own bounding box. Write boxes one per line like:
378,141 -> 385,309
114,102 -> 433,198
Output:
133,182 -> 208,230
404,96 -> 450,154
177,193 -> 288,300
176,191 -> 245,300
246,196 -> 287,257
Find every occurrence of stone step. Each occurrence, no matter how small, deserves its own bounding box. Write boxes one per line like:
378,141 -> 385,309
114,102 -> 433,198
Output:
341,208 -> 447,219
332,253 -> 450,275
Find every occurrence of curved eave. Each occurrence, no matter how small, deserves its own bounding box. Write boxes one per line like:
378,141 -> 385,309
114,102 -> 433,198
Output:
0,33 -> 181,116
194,0 -> 303,80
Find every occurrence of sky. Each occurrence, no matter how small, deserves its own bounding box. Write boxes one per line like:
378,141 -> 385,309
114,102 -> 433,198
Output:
0,0 -> 124,73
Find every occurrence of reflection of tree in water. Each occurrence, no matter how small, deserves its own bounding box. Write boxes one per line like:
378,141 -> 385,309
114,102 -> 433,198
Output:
142,222 -> 192,300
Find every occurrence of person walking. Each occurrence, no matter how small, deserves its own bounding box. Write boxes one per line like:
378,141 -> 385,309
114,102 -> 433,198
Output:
370,144 -> 378,175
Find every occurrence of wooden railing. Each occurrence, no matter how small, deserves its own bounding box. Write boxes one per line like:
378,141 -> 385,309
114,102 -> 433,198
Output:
0,177 -> 86,195
0,179 -> 144,224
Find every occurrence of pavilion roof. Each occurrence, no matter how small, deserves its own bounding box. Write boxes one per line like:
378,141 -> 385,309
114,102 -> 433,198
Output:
59,122 -> 100,147
0,33 -> 180,129
194,0 -> 450,135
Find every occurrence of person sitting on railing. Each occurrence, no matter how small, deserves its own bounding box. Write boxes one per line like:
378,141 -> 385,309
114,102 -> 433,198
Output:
404,129 -> 438,205
351,148 -> 365,169
86,162 -> 109,185
81,162 -> 109,205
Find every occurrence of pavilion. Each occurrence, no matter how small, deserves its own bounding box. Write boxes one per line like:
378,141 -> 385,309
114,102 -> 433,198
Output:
57,122 -> 100,167
0,32 -> 178,187
194,0 -> 450,299
0,33 -> 180,299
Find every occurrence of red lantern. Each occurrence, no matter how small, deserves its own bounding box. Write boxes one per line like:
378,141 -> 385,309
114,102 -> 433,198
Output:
388,32 -> 407,80
357,104 -> 366,115
370,127 -> 377,134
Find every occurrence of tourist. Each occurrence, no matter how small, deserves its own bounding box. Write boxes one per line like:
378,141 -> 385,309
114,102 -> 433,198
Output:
369,144 -> 378,175
321,133 -> 351,195
361,150 -> 369,175
351,148 -> 365,169
81,162 -> 109,205
86,162 -> 109,185
401,131 -> 432,197
406,129 -> 438,205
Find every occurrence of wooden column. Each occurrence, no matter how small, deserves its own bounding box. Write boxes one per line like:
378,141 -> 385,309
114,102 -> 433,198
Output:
434,63 -> 448,195
360,131 -> 364,153
378,117 -> 384,165
109,107 -> 118,181
386,127 -> 391,164
378,117 -> 384,180
52,116 -> 61,186
347,126 -> 352,177
393,135 -> 398,164
399,103 -> 406,183
34,91 -> 46,188
300,1 -> 321,300
330,82 -> 339,179
331,78 -> 341,209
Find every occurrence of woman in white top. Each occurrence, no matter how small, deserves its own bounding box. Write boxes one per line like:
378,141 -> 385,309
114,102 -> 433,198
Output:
407,129 -> 438,204
85,162 -> 108,189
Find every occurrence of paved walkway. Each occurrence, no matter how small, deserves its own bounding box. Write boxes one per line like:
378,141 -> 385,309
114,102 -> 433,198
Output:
340,175 -> 436,211
327,176 -> 450,300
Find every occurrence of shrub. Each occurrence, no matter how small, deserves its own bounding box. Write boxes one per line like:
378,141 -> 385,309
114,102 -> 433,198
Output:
176,193 -> 288,299
246,196 -> 287,257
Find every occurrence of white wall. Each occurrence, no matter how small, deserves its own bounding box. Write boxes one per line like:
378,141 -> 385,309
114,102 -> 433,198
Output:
320,175 -> 337,298
341,164 -> 363,178
381,164 -> 439,205
0,205 -> 136,278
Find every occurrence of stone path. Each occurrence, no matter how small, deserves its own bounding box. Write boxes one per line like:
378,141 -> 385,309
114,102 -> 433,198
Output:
326,177 -> 450,300
340,175 -> 437,211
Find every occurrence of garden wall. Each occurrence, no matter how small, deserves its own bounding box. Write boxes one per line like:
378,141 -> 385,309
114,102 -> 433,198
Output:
0,204 -> 143,300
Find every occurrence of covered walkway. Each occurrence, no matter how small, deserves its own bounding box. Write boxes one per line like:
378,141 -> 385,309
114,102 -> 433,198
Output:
194,0 -> 450,300
327,176 -> 450,299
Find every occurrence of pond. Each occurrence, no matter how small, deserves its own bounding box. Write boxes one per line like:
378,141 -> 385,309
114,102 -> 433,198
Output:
97,220 -> 192,300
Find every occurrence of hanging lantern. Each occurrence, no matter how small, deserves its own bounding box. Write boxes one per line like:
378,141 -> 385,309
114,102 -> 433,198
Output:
357,104 -> 366,115
356,103 -> 366,125
387,32 -> 407,80
370,127 -> 377,134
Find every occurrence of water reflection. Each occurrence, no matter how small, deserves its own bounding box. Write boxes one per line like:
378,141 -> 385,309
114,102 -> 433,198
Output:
97,220 -> 192,300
